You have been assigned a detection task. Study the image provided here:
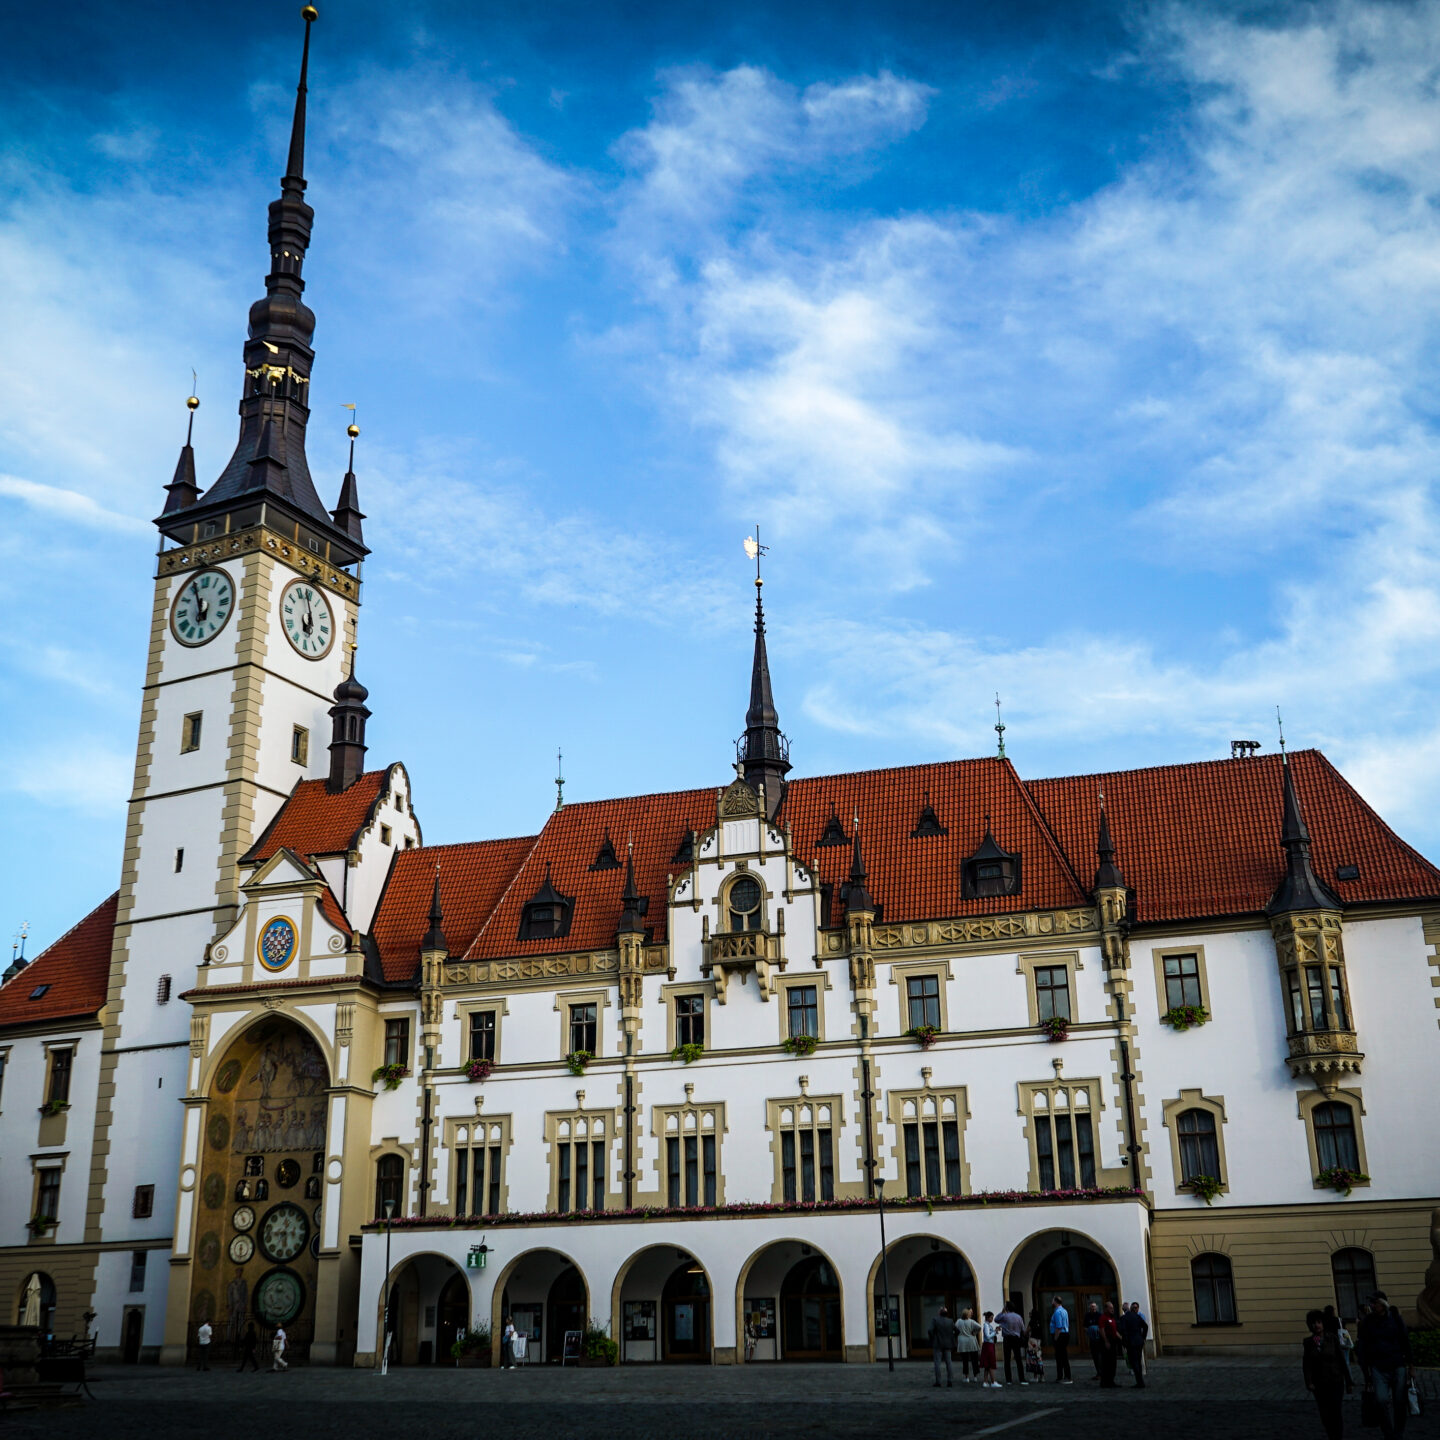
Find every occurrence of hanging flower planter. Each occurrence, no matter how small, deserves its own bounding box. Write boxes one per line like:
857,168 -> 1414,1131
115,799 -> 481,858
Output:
372,1063 -> 411,1091
1161,1005 -> 1210,1031
464,1059 -> 492,1083
1181,1174 -> 1224,1205
905,1025 -> 941,1049
670,1043 -> 705,1065
1039,1016 -> 1070,1042
1316,1166 -> 1369,1196
783,1034 -> 819,1057
566,1050 -> 593,1077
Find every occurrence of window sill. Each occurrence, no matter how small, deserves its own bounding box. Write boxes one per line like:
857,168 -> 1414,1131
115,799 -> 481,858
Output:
1191,1321 -> 1242,1328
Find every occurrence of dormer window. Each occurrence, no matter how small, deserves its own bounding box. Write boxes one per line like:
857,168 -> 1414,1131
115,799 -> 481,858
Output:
727,874 -> 763,932
518,865 -> 575,941
961,826 -> 1021,900
589,830 -> 620,872
816,806 -> 849,847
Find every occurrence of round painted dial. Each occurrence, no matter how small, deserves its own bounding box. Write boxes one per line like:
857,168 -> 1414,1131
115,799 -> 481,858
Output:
232,1205 -> 255,1233
253,1267 -> 305,1326
275,1158 -> 301,1190
170,568 -> 234,647
229,1234 -> 255,1264
257,1202 -> 309,1263
279,580 -> 334,659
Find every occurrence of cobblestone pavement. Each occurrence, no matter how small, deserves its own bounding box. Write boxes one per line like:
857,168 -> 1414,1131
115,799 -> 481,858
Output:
11,1357 -> 1439,1440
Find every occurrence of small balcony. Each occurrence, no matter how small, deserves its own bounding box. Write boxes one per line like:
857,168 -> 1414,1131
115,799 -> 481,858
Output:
1286,1029 -> 1363,1094
705,929 -> 785,1002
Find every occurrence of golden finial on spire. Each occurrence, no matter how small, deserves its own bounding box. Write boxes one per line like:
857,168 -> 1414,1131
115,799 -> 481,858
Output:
343,402 -> 359,440
301,5 -> 319,23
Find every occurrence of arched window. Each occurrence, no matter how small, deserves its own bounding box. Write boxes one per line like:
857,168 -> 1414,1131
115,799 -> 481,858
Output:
1331,1248 -> 1376,1323
374,1154 -> 403,1220
1191,1253 -> 1236,1325
1314,1102 -> 1359,1171
727,875 -> 763,932
1176,1109 -> 1221,1182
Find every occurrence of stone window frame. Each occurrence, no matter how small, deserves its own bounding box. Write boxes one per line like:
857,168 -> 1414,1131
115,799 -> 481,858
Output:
442,1112 -> 514,1218
887,959 -> 955,1035
1297,1087 -> 1371,1191
1015,951 -> 1083,1028
291,725 -> 309,766
453,996 -> 510,1067
369,1140 -> 412,1219
0,1043 -> 10,1112
886,1085 -> 971,1198
775,973 -> 833,1045
380,1016 -> 411,1070
659,980 -> 716,1053
1190,1250 -> 1240,1326
29,1151 -> 68,1243
713,860 -> 774,936
181,710 -> 203,753
554,987 -> 612,1060
764,1094 -> 844,1203
543,1107 -> 618,1213
42,1037 -> 81,1108
1160,1088 -> 1230,1196
1151,944 -> 1212,1021
651,1100 -> 729,1206
1016,1078 -> 1104,1192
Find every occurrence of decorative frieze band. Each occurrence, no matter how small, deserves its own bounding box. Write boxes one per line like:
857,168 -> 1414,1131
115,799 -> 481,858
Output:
868,908 -> 1099,952
443,948 -> 667,988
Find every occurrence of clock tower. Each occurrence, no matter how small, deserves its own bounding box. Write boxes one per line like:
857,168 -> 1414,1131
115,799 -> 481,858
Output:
84,6 -> 369,1263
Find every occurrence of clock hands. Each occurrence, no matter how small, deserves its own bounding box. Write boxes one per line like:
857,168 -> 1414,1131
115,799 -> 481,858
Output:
190,578 -> 209,624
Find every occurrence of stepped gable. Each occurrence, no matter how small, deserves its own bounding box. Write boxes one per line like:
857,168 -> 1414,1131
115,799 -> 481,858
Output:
243,769 -> 389,863
0,892 -> 117,1028
371,837 -> 537,982
1026,748 -> 1440,925
464,788 -> 716,959
788,757 -> 1088,924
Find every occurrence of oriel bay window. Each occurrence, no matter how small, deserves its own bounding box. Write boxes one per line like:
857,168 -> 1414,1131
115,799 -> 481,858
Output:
453,1119 -> 506,1217
552,1113 -> 608,1212
1026,1084 -> 1097,1191
771,1099 -> 836,1202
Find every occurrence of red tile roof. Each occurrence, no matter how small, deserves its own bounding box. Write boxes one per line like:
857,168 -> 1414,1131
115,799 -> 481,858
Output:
0,892 -> 115,1029
244,769 -> 390,864
1026,749 -> 1440,925
373,837 -> 539,981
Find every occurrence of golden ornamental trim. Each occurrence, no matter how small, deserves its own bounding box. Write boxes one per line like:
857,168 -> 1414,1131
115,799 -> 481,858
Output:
871,908 -> 1098,951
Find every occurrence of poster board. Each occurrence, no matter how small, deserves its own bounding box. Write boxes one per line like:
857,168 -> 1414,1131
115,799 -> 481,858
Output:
561,1329 -> 583,1364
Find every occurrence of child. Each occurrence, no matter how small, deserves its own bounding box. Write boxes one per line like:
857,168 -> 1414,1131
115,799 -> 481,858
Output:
1026,1335 -> 1046,1383
980,1311 -> 1000,1389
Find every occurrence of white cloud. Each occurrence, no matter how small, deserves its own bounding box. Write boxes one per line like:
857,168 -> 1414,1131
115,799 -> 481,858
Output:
4,741 -> 132,816
0,475 -> 148,534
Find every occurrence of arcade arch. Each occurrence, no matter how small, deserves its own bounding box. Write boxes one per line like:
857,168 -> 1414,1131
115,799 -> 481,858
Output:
612,1246 -> 712,1363
736,1239 -> 844,1363
492,1247 -> 590,1364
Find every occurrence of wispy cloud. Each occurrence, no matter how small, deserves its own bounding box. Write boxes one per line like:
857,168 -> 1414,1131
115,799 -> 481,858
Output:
0,475 -> 148,534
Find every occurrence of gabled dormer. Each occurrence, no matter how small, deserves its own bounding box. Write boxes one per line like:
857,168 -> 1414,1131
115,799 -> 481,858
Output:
961,822 -> 1022,900
518,864 -> 575,942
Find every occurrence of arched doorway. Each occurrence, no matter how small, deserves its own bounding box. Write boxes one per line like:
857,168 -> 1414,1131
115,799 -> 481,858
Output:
903,1249 -> 975,1358
382,1254 -> 469,1365
195,1015 -> 329,1366
662,1262 -> 710,1361
781,1255 -> 842,1362
122,1307 -> 144,1363
437,1272 -> 470,1362
1009,1234 -> 1119,1349
548,1265 -> 586,1363
495,1249 -> 590,1365
615,1247 -> 713,1363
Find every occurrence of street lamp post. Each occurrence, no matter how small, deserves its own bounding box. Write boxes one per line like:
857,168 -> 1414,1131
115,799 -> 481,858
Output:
380,1198 -> 395,1376
875,1177 -> 895,1372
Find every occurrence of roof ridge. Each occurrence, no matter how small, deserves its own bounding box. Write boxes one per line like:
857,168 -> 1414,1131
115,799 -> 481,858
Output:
463,829 -> 551,958
1000,756 -> 1090,903
3,890 -> 119,989
405,836 -> 539,856
1025,749 -> 1320,788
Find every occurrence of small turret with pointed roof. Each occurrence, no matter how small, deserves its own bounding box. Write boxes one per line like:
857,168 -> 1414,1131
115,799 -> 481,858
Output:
845,825 -> 875,915
326,644 -> 370,793
421,869 -> 448,955
332,418 -> 365,544
1267,753 -> 1341,915
162,393 -> 202,514
736,530 -> 790,819
1094,798 -> 1125,892
618,845 -> 646,936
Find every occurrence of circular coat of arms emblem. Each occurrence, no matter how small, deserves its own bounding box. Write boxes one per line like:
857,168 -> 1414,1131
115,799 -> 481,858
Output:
258,916 -> 297,973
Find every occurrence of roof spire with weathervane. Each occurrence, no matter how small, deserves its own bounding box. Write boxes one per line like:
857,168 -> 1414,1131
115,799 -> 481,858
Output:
737,527 -> 791,820
161,383 -> 202,514
1267,710 -> 1340,915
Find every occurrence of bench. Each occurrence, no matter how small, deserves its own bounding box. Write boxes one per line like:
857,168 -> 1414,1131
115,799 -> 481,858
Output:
33,1354 -> 92,1400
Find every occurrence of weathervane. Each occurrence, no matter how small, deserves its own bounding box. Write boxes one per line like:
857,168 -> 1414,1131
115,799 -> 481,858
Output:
555,748 -> 565,812
743,526 -> 768,590
994,693 -> 1007,759
1276,706 -> 1287,758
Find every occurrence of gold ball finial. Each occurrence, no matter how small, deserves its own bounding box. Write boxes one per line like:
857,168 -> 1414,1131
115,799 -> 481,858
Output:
186,394 -> 200,411
301,5 -> 319,22
347,424 -> 360,439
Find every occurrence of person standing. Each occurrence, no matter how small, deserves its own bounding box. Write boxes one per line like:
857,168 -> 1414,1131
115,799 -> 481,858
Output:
1357,1292 -> 1411,1438
1084,1302 -> 1103,1380
956,1307 -> 981,1383
998,1302 -> 1028,1385
1327,1306 -> 1356,1388
928,1307 -> 958,1388
1049,1297 -> 1073,1383
270,1325 -> 288,1373
236,1322 -> 260,1373
501,1314 -> 516,1369
1118,1301 -> 1149,1388
1304,1309 -> 1349,1440
195,1319 -> 212,1371
979,1311 -> 1001,1388
1097,1302 -> 1121,1388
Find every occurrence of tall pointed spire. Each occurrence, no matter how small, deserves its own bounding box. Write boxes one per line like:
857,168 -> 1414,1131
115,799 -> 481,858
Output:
1267,753 -> 1340,915
618,842 -> 645,935
737,527 -> 790,818
159,6 -> 365,560
326,642 -> 371,793
1094,792 -> 1125,892
162,392 -> 202,514
421,868 -> 448,954
331,414 -> 366,543
845,821 -> 875,914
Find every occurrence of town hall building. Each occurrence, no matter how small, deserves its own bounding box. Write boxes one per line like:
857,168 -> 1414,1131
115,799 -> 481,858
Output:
2,9 -> 1438,1368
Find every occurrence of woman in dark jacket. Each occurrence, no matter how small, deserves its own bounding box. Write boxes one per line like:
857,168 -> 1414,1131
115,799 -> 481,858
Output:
1304,1309 -> 1351,1440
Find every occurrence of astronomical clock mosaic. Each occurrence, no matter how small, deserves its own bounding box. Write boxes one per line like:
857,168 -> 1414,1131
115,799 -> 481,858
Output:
190,1017 -> 328,1349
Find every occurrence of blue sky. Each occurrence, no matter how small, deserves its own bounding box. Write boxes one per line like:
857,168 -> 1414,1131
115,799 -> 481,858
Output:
8,0 -> 1440,951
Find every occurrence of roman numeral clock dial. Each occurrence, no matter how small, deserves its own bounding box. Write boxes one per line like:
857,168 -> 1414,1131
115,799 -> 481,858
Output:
169,568 -> 235,646
279,579 -> 335,659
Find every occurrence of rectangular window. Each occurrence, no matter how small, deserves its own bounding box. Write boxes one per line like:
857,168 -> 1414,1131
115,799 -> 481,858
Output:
667,1137 -> 682,1206
156,975 -> 171,1005
454,1145 -> 503,1217
703,1134 -> 716,1206
1163,954 -> 1203,1010
383,1018 -> 410,1069
174,847 -> 184,873
132,1184 -> 155,1219
555,1137 -> 604,1213
906,975 -> 941,1030
1036,1117 -> 1056,1190
1288,971 -> 1305,1032
1328,971 -> 1349,1029
558,1145 -> 571,1214
818,1128 -> 834,1200
781,1130 -> 796,1202
1306,967 -> 1328,1030
923,1120 -> 942,1194
36,1167 -> 61,1222
576,1140 -> 589,1212
943,1119 -> 962,1194
0,1051 -> 7,1108
47,1048 -> 73,1106
129,1250 -> 147,1293
800,1128 -> 815,1201
786,986 -> 819,1039
1034,966 -> 1071,1022
569,1003 -> 597,1055
468,1011 -> 496,1063
780,1123 -> 834,1202
675,994 -> 705,1048
684,1134 -> 699,1206
291,726 -> 309,765
904,1123 -> 922,1197
380,825 -> 393,846
1034,1110 -> 1095,1191
181,712 -> 202,752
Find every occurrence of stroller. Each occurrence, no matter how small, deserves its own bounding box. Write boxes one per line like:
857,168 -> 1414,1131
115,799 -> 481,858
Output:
1025,1337 -> 1046,1383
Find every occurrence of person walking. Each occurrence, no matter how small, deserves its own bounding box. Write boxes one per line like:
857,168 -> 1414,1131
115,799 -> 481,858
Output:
236,1322 -> 260,1373
270,1324 -> 288,1373
1084,1302 -> 1103,1380
956,1307 -> 981,1383
1097,1302 -> 1121,1388
1305,1308 -> 1350,1440
979,1311 -> 1001,1388
195,1319 -> 212,1371
928,1306 -> 958,1388
1356,1291 -> 1412,1438
1118,1301 -> 1149,1388
1048,1297 -> 1073,1384
998,1302 -> 1028,1385
501,1314 -> 515,1369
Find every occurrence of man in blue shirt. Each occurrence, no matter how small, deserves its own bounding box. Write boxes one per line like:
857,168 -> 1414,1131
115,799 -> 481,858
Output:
1048,1297 -> 1073,1383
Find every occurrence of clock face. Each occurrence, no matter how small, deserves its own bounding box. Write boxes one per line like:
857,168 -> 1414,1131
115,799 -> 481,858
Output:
279,580 -> 335,659
258,1201 -> 309,1263
253,1267 -> 305,1326
232,1205 -> 255,1233
170,568 -> 235,647
229,1234 -> 255,1264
